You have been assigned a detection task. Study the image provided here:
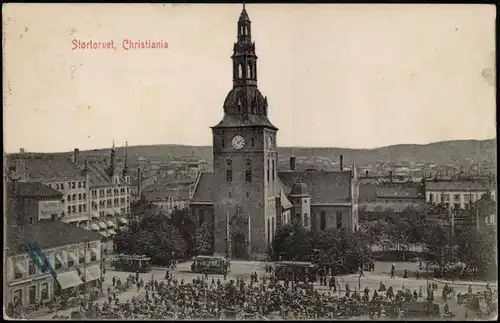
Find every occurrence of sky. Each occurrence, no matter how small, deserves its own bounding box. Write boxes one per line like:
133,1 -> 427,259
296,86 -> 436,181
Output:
3,3 -> 496,153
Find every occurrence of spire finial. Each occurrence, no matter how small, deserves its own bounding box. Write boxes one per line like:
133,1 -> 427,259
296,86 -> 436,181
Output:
112,140 -> 115,148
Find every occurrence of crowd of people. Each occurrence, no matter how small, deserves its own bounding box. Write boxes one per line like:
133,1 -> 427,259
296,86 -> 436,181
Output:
42,266 -> 497,320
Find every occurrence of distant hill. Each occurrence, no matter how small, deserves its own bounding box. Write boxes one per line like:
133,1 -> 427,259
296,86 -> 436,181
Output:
23,138 -> 494,170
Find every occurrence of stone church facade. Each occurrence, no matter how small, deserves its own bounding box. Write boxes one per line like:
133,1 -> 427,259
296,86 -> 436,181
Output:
190,7 -> 359,260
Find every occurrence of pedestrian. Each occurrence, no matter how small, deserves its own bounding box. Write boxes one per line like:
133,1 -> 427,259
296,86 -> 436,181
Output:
418,286 -> 423,298
359,266 -> 365,277
468,285 -> 472,294
390,268 -> 395,279
416,270 -> 420,280
108,296 -> 112,305
112,276 -> 116,287
137,281 -> 140,292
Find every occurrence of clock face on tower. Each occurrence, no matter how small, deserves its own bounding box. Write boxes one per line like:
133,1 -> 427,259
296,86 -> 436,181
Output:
231,135 -> 245,149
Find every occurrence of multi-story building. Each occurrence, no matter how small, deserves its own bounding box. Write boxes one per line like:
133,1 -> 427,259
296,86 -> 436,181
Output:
84,145 -> 131,253
6,153 -> 91,228
5,221 -> 102,308
6,180 -> 64,226
425,180 -> 495,210
142,181 -> 193,214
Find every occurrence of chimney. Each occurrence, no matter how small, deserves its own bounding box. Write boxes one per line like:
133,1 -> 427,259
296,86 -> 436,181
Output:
340,155 -> 343,171
19,148 -> 25,153
290,156 -> 296,171
365,170 -> 369,177
73,148 -> 80,163
389,171 -> 393,183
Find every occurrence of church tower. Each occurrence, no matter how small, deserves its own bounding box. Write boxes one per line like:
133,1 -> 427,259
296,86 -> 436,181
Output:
211,6 -> 278,260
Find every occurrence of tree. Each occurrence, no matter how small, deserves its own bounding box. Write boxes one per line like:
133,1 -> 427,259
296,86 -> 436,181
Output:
193,221 -> 213,255
270,224 -> 312,261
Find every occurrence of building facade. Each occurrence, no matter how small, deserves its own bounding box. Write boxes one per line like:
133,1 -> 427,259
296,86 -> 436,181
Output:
6,181 -> 64,226
85,145 -> 131,253
6,154 -> 91,228
5,222 -> 102,308
425,180 -> 495,210
189,8 -> 359,260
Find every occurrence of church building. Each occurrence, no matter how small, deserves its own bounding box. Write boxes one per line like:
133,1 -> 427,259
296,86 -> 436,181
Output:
189,6 -> 359,260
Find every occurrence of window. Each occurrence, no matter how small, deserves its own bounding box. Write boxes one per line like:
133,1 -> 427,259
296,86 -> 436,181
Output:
126,187 -> 129,193
40,283 -> 49,300
247,64 -> 251,79
67,256 -> 74,268
78,193 -> 82,200
295,213 -> 301,225
68,194 -> 71,201
429,194 -> 434,203
79,254 -> 85,264
55,183 -> 59,190
83,204 -> 86,212
83,193 -> 86,200
226,160 -> 233,182
251,138 -> 255,147
72,194 -> 76,200
72,182 -> 76,189
267,159 -> 270,182
67,206 -> 71,214
29,217 -> 34,224
72,205 -> 76,213
83,181 -> 86,188
199,209 -> 205,225
245,160 -> 252,182
272,217 -> 275,238
320,211 -> 326,230
272,160 -> 275,181
222,139 -> 225,148
238,64 -> 243,78
246,192 -> 250,198
91,251 -> 97,262
454,194 -> 461,201
304,213 -> 309,227
78,181 -> 82,188
61,183 -> 65,190
51,214 -> 57,221
28,260 -> 36,276
454,203 -> 461,210
336,212 -> 343,229
29,286 -> 36,305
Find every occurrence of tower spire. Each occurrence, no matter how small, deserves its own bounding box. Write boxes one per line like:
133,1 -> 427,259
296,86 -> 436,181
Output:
123,141 -> 128,177
232,4 -> 257,88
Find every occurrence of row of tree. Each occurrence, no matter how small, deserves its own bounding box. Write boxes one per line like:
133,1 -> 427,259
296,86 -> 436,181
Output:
114,208 -> 213,266
358,205 -> 497,280
270,223 -> 372,274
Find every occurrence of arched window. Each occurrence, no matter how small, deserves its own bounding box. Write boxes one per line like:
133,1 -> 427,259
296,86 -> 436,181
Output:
320,211 -> 326,230
267,218 -> 271,242
226,159 -> 233,182
238,64 -> 243,79
248,63 -> 252,79
199,209 -> 205,226
304,213 -> 309,227
251,138 -> 255,147
245,159 -> 252,183
272,160 -> 275,181
267,159 -> 270,182
295,213 -> 301,225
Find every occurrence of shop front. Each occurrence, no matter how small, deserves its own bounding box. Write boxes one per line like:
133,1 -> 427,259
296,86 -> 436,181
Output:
7,276 -> 53,307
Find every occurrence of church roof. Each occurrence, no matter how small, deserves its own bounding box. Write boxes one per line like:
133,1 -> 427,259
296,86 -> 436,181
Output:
190,172 -> 215,203
278,171 -> 352,204
277,177 -> 293,209
239,8 -> 250,22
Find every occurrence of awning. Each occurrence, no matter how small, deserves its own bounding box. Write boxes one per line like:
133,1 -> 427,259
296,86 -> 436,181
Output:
15,263 -> 26,273
56,254 -> 64,265
68,252 -> 79,263
98,222 -> 107,229
106,220 -> 115,227
119,217 -> 128,225
91,212 -> 100,219
107,229 -> 117,235
90,223 -> 99,231
56,270 -> 84,289
83,265 -> 101,282
99,231 -> 107,237
91,248 -> 99,256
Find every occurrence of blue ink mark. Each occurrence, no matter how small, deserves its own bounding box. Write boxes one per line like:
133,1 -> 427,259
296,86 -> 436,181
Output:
26,242 -> 57,280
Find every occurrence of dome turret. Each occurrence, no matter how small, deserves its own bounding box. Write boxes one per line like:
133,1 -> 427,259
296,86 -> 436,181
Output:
289,182 -> 310,197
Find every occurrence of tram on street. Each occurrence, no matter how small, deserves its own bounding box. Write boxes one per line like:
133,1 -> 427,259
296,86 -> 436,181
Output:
274,261 -> 318,282
113,254 -> 152,273
191,255 -> 231,274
